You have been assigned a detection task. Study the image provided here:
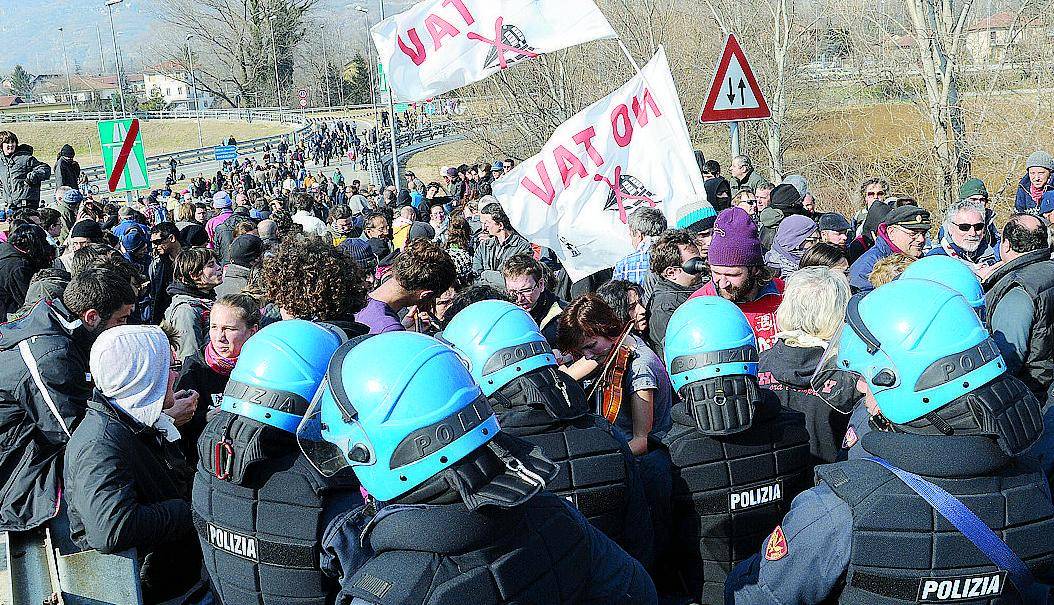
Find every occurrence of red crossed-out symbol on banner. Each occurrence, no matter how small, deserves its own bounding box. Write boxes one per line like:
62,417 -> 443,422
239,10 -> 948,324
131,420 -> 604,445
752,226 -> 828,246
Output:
466,17 -> 539,70
107,118 -> 140,193
593,165 -> 657,224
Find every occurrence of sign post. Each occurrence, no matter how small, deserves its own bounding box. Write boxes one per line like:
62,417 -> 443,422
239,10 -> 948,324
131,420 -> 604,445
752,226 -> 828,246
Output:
98,118 -> 148,200
297,88 -> 308,119
698,34 -> 770,159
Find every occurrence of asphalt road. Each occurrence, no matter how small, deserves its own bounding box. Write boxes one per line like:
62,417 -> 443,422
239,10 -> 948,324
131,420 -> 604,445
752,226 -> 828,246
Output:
41,121 -> 373,203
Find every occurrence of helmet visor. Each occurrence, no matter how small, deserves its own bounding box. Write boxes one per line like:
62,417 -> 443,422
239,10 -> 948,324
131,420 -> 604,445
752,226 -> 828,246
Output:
296,376 -> 361,477
810,306 -> 894,415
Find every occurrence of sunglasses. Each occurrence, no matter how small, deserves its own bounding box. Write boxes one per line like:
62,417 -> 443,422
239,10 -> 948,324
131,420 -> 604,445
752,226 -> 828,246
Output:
150,238 -> 165,245
170,359 -> 183,372
953,222 -> 986,233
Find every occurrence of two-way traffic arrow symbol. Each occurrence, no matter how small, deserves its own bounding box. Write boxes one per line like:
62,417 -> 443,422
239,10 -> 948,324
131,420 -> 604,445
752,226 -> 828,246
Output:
726,78 -> 747,104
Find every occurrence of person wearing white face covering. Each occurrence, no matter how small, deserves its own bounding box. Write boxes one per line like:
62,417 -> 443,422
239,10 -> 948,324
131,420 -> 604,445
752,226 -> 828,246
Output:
63,325 -> 206,604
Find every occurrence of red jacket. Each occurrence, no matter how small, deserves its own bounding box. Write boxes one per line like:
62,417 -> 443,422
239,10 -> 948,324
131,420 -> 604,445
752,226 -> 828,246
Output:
689,278 -> 784,352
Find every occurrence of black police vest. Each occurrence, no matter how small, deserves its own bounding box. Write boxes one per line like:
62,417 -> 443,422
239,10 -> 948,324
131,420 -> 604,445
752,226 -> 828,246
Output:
985,251 -> 1054,398
343,492 -> 614,605
192,413 -> 359,605
663,398 -> 814,605
495,405 -> 650,563
816,458 -> 1054,604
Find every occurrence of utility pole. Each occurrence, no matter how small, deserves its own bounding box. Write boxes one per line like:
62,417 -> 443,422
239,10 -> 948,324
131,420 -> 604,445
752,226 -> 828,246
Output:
379,0 -> 399,188
106,0 -> 127,114
268,15 -> 282,108
338,34 -> 347,107
186,35 -> 203,148
96,24 -> 107,75
58,27 -> 75,111
322,29 -> 332,107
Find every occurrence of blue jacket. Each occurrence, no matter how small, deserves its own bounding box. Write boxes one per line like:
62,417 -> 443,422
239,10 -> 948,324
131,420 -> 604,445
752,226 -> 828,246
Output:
848,234 -> 893,293
1014,173 -> 1054,213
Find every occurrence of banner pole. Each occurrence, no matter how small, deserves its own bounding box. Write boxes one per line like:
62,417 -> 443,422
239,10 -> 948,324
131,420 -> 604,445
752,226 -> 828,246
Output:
616,40 -> 642,74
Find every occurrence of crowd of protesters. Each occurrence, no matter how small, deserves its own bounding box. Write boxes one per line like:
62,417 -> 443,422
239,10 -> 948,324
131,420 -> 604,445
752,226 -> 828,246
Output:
0,118 -> 1052,605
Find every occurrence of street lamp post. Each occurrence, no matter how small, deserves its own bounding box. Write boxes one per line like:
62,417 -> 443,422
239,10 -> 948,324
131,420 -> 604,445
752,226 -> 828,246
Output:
58,27 -> 75,112
186,35 -> 204,148
354,6 -> 380,135
321,29 -> 332,107
268,15 -> 282,108
378,0 -> 400,188
105,0 -> 127,115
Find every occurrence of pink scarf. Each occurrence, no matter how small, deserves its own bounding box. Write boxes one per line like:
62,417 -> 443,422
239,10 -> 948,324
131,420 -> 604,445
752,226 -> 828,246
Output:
204,341 -> 238,376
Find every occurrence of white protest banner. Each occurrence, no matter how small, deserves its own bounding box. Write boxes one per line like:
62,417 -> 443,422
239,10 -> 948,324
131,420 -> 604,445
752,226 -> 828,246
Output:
491,46 -> 707,281
371,0 -> 617,102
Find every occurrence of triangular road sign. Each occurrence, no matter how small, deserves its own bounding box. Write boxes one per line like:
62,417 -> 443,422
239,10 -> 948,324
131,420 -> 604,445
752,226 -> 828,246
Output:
699,34 -> 771,123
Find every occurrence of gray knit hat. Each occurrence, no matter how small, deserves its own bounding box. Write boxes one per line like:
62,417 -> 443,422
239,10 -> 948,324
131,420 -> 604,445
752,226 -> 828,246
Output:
1026,151 -> 1054,171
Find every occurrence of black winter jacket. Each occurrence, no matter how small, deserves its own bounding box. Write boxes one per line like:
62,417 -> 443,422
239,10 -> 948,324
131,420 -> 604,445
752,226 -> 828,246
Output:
758,339 -> 853,463
53,154 -> 81,189
64,394 -> 201,604
0,299 -> 93,531
0,144 -> 51,209
646,277 -> 696,359
0,242 -> 36,321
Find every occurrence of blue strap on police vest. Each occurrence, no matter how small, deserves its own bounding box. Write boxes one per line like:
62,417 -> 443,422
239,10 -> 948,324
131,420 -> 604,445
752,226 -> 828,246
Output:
864,456 -> 1040,597
221,398 -> 305,434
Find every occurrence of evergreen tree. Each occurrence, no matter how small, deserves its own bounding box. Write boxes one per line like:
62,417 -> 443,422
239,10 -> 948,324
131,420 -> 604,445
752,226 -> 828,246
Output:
346,53 -> 371,105
9,65 -> 34,100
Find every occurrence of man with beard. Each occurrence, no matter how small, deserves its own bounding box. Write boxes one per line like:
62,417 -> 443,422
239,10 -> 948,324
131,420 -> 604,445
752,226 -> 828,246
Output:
926,199 -> 998,277
0,267 -> 135,534
690,208 -> 784,352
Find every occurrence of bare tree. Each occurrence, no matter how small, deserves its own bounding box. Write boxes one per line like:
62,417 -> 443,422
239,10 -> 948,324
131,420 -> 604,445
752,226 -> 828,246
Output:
903,0 -> 974,206
154,0 -> 319,107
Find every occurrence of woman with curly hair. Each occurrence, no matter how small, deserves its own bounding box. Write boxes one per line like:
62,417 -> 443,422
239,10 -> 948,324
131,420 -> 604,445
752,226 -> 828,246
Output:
262,235 -> 368,334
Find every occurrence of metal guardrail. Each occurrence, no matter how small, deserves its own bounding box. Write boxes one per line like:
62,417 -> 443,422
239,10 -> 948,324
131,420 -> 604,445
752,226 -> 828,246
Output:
37,108 -> 459,192
375,122 -> 462,187
0,107 -> 316,124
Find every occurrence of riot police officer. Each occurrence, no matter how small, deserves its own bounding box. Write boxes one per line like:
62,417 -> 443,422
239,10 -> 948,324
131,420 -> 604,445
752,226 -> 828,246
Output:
441,299 -> 654,565
297,331 -> 657,604
844,262 -> 986,457
662,297 -> 813,605
192,320 -> 363,605
728,279 -> 1054,603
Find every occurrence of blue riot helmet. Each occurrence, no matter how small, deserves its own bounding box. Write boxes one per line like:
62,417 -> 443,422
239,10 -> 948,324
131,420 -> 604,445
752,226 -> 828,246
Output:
812,279 -> 1042,455
220,319 -> 346,432
440,300 -> 586,419
203,320 -> 345,483
297,332 -> 557,505
901,255 -> 986,320
664,297 -> 760,435
441,300 -> 556,396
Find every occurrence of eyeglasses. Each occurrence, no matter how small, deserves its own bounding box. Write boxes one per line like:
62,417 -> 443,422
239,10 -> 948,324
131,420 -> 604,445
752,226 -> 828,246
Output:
150,238 -> 165,245
506,284 -> 539,297
866,190 -> 887,198
170,359 -> 183,372
892,225 -> 927,240
953,222 -> 986,233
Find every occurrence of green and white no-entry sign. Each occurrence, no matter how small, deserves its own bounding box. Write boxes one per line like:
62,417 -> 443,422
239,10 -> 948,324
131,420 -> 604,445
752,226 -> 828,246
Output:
99,118 -> 149,193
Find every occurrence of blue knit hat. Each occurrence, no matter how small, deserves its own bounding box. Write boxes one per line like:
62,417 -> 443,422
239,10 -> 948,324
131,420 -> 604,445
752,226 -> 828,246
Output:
675,194 -> 717,231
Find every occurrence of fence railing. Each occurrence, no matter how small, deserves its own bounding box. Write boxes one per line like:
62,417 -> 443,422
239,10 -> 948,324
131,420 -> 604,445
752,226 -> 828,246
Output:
40,110 -> 462,192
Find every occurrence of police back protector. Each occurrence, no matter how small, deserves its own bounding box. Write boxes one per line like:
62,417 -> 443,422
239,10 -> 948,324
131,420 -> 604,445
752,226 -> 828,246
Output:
816,457 -> 1054,604
490,368 -> 652,563
663,393 -> 813,604
193,411 -> 359,605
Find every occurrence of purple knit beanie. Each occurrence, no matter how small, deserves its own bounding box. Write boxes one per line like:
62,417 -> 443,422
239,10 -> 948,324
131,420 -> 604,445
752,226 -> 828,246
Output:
708,207 -> 763,267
